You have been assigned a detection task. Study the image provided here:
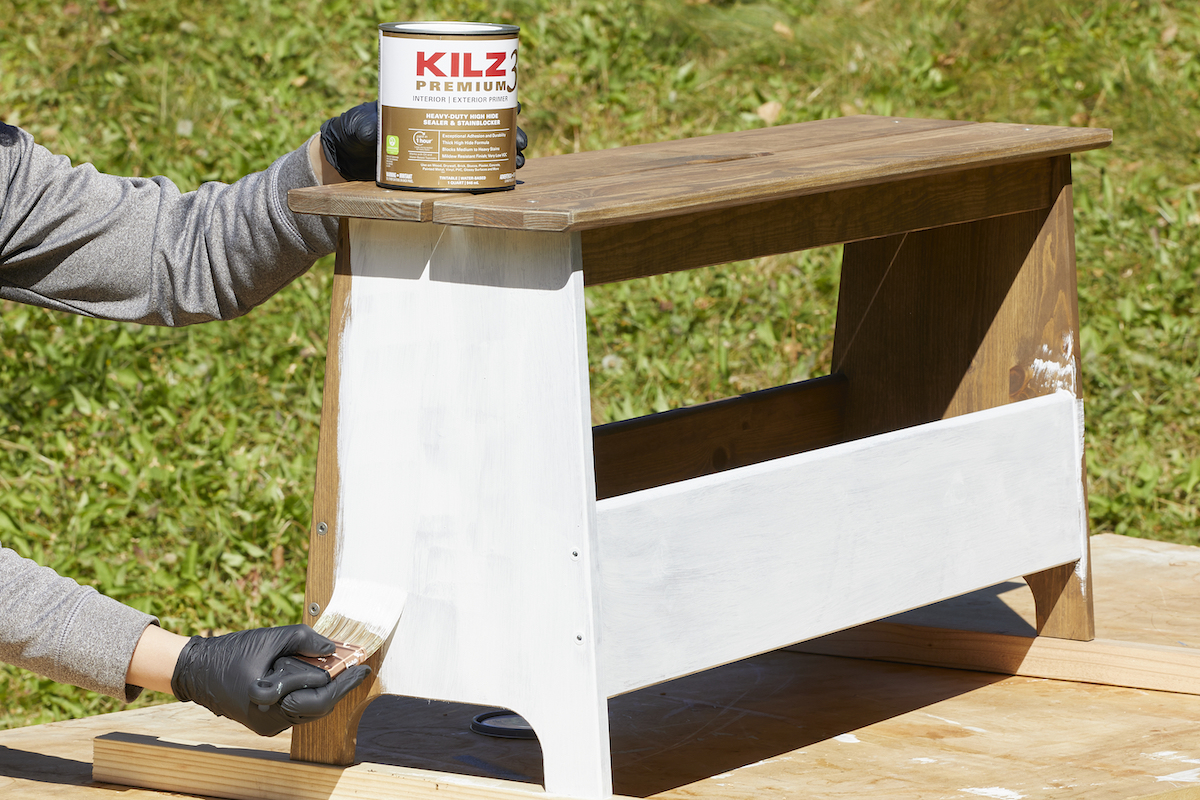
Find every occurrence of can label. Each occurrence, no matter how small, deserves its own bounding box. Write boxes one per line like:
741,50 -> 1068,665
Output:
378,24 -> 519,192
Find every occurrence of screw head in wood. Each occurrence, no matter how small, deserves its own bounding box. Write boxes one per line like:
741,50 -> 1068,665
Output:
309,602 -> 321,616
316,522 -> 328,535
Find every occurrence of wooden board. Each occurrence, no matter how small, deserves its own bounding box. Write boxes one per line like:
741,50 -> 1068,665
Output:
596,392 -> 1085,696
300,217 -> 612,798
577,157 -> 1058,286
292,221 -> 384,765
833,156 -> 1094,640
288,117 -> 1110,233
592,374 -> 847,499
794,623 -> 1200,695
86,662 -> 1200,800
790,533 -> 1200,693
96,732 -> 636,800
0,535 -> 1197,800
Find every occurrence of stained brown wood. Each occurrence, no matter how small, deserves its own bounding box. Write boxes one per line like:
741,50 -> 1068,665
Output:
290,223 -> 381,766
832,155 -> 1093,640
579,158 -> 1058,286
288,117 -> 969,225
432,122 -> 1111,231
1013,161 -> 1096,640
1025,561 -> 1095,639
285,118 -> 1108,777
791,622 -> 1200,696
514,115 -> 971,188
287,118 -> 1111,233
832,157 -> 1086,430
592,374 -> 847,499
286,180 -> 442,223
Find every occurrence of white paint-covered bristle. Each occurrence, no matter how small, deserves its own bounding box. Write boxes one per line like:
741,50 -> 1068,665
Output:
312,578 -> 406,656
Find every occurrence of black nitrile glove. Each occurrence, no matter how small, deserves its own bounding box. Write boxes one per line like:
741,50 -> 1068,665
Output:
320,100 -> 528,181
319,101 -> 377,182
171,624 -> 371,736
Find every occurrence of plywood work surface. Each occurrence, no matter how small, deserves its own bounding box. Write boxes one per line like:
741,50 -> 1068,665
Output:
873,533 -> 1200,645
287,116 -> 1111,232
3,535 -> 1198,800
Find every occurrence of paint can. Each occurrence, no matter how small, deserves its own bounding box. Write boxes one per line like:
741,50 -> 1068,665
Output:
377,21 -> 520,193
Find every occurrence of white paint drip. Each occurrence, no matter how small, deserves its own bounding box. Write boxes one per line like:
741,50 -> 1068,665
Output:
1156,768 -> 1200,783
1028,333 -> 1077,393
925,713 -> 961,725
961,788 -> 1026,799
833,733 -> 861,743
924,713 -> 987,733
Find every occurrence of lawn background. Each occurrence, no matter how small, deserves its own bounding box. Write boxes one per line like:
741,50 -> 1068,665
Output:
1,0 -> 1198,725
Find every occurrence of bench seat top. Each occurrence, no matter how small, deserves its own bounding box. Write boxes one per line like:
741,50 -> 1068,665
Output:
288,115 -> 1111,233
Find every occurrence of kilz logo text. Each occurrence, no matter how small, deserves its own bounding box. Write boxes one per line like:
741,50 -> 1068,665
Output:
416,52 -> 508,78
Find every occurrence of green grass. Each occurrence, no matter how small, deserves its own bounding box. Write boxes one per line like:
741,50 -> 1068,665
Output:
1,0 -> 1199,725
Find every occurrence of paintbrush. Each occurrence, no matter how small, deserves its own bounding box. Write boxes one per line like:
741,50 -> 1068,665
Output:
300,578 -> 408,678
252,580 -> 407,704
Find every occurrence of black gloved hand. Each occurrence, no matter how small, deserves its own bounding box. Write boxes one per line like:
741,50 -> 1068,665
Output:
320,100 -> 528,181
171,624 -> 370,736
319,101 -> 377,182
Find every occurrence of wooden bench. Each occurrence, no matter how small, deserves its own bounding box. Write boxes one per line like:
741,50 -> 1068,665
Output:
285,115 -> 1112,799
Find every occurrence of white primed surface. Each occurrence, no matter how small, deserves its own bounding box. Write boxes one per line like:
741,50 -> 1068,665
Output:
596,391 -> 1085,696
339,218 -> 610,798
331,218 -> 1088,799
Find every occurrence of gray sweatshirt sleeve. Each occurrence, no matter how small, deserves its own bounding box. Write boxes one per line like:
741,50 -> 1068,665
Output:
0,545 -> 154,701
0,122 -> 337,324
0,123 -> 337,699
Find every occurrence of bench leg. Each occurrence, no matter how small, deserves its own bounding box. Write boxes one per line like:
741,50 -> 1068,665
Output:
834,155 -> 1093,641
295,219 -> 613,797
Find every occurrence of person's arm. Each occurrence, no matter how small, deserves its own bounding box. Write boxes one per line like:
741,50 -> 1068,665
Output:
0,544 -> 156,700
0,122 -> 337,326
125,624 -> 189,695
2,543 -> 367,735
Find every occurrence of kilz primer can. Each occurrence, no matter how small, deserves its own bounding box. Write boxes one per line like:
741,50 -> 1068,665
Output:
377,21 -> 520,192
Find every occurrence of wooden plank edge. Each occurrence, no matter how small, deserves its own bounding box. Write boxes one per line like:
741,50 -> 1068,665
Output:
787,621 -> 1200,696
579,157 -> 1058,286
287,184 -> 439,223
94,732 -> 637,800
433,125 -> 1113,234
593,374 -> 847,499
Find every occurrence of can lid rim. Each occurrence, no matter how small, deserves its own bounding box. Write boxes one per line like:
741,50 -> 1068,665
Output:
379,21 -> 520,35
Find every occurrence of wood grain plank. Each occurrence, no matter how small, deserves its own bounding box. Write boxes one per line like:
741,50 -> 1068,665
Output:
329,219 -> 612,798
429,122 -> 1111,231
98,733 -> 636,800
511,115 -> 971,188
833,158 -> 1082,434
579,158 -> 1056,286
287,117 -> 969,222
597,392 -> 1085,697
832,157 -> 1094,641
287,119 -> 1110,231
287,180 -> 441,222
593,374 -> 847,500
789,622 -> 1200,696
1008,158 -> 1095,641
291,224 -> 382,766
